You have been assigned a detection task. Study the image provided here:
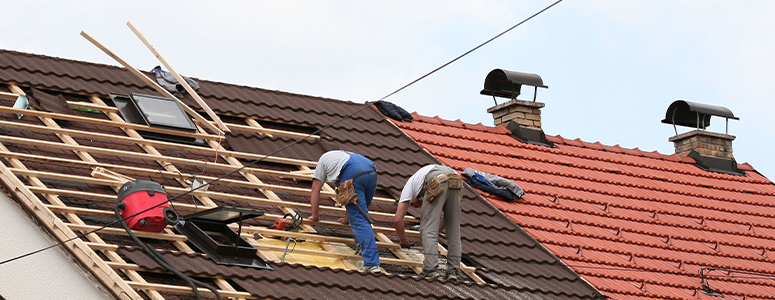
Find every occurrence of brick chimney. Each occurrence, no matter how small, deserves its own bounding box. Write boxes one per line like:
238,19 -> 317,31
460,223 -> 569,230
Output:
487,99 -> 544,128
669,130 -> 735,159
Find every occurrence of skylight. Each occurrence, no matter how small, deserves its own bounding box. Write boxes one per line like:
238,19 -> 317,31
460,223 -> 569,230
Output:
110,93 -> 203,145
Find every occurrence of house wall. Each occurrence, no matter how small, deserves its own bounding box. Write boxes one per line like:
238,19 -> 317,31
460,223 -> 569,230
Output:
0,193 -> 107,300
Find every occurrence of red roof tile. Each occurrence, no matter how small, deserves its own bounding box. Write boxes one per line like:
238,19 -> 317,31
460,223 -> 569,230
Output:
396,114 -> 775,299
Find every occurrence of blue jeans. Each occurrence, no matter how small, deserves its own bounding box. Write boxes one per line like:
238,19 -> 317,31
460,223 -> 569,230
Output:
338,153 -> 379,267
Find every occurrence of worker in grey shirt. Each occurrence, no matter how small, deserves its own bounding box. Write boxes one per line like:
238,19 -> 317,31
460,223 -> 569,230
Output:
395,164 -> 462,281
309,150 -> 380,273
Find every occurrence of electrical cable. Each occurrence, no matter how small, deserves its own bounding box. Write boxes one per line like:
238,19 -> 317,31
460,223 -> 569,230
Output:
376,0 -> 564,102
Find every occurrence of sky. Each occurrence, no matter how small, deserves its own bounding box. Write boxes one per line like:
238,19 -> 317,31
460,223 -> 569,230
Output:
3,0 -> 774,179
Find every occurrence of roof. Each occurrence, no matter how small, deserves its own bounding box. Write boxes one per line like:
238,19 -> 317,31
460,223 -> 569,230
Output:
395,113 -> 775,299
0,49 -> 605,299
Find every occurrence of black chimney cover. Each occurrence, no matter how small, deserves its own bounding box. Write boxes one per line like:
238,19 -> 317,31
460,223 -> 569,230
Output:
661,100 -> 738,129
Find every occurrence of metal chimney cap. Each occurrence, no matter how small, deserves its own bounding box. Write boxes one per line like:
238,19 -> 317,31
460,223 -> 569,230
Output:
661,100 -> 739,129
480,69 -> 548,100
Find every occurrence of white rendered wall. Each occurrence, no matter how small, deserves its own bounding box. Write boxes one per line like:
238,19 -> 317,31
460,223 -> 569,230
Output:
0,193 -> 107,299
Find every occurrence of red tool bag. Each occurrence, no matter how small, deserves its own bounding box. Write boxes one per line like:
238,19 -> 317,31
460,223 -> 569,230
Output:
117,180 -> 176,233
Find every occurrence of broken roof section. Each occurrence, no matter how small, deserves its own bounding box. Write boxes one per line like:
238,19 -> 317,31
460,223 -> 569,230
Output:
0,49 -> 605,299
396,113 -> 775,299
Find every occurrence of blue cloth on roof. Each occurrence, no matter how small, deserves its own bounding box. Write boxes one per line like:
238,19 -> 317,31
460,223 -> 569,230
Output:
462,168 -> 524,202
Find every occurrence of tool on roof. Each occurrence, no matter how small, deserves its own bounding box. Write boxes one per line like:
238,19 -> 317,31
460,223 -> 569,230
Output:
114,180 -> 221,300
116,180 -> 179,233
269,210 -> 303,232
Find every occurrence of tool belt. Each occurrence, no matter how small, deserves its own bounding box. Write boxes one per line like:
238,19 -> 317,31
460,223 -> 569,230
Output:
334,170 -> 375,207
424,173 -> 463,202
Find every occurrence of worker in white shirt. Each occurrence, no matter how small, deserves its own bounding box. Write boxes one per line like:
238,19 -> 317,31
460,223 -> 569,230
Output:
395,164 -> 462,281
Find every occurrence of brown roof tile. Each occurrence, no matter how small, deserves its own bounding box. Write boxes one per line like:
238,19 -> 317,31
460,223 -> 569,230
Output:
0,48 -> 606,299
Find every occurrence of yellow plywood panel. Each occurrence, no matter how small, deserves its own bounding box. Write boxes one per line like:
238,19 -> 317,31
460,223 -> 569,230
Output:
258,238 -> 354,269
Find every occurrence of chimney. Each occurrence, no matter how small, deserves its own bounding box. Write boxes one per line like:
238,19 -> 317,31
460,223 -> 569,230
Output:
487,99 -> 544,128
669,130 -> 734,159
480,69 -> 547,128
661,100 -> 739,160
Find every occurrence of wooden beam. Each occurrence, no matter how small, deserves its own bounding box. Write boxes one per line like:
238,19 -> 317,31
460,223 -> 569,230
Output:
66,101 -> 119,114
67,223 -> 188,242
0,137 -> 397,206
0,119 -> 315,167
80,30 -> 224,135
0,105 -> 221,140
0,134 -> 313,182
48,203 -> 419,237
251,243 -> 422,267
226,122 -> 319,140
126,21 -> 230,133
27,182 -> 412,223
0,91 -> 18,99
241,228 -> 400,250
127,281 -> 254,299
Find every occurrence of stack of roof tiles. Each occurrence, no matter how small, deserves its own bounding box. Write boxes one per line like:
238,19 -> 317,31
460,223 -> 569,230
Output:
0,49 -> 605,299
396,113 -> 775,299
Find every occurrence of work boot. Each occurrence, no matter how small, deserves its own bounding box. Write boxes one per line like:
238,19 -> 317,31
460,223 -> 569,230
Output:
445,268 -> 458,282
359,265 -> 381,274
417,269 -> 440,279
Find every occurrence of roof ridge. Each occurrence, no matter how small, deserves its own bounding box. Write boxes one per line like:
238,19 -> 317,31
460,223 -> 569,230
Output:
0,48 -> 365,106
408,112 -> 765,182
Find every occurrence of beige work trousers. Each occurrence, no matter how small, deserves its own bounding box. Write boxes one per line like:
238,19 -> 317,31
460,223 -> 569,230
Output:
420,166 -> 462,272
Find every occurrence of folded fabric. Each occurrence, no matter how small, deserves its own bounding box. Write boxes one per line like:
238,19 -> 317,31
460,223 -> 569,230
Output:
372,100 -> 413,122
152,66 -> 200,98
462,168 -> 524,202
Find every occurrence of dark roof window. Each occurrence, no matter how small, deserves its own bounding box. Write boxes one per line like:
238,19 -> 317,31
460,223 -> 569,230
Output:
132,93 -> 197,130
174,206 -> 271,269
110,93 -> 203,145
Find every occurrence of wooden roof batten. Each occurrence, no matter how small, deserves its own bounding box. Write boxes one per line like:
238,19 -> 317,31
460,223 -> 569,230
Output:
0,83 -> 436,298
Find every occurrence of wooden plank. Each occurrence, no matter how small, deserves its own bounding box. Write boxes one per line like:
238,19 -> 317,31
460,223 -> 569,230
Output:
25,180 -> 412,223
127,281 -> 254,299
0,134 -> 314,182
50,204 -> 419,237
0,105 -> 221,141
66,101 -> 119,114
67,223 -> 188,242
80,30 -> 224,135
438,244 -> 483,283
126,21 -> 230,133
0,91 -> 18,99
0,118 -> 316,167
376,232 -> 423,274
252,243 -> 423,267
241,228 -> 400,250
226,122 -> 319,140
